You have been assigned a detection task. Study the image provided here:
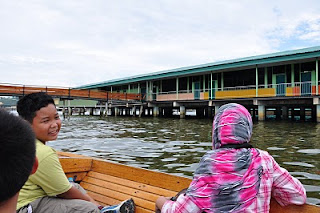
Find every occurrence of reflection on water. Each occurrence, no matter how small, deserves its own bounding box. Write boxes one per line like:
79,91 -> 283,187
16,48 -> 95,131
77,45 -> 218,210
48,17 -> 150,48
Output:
48,116 -> 320,205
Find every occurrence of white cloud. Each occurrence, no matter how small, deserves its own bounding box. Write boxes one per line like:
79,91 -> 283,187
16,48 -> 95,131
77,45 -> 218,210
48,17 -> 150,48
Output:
0,0 -> 319,87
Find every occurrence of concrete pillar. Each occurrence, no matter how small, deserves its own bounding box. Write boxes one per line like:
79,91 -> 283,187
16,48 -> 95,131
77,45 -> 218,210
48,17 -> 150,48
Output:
139,105 -> 143,117
258,105 -> 265,121
99,107 -> 103,117
68,100 -> 71,116
282,106 -> 288,120
153,106 -> 159,117
313,98 -> 320,122
180,106 -> 185,119
62,100 -> 66,119
158,107 -> 162,117
132,106 -> 136,117
114,107 -> 119,117
300,107 -> 305,121
110,108 -> 114,116
105,103 -> 108,117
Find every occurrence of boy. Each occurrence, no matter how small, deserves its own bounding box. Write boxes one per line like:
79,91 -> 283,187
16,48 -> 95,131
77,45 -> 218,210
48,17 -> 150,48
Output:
0,109 -> 37,213
17,92 -> 135,213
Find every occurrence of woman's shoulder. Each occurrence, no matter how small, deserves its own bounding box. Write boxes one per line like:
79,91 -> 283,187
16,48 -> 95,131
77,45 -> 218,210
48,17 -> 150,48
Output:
255,148 -> 277,170
256,148 -> 273,158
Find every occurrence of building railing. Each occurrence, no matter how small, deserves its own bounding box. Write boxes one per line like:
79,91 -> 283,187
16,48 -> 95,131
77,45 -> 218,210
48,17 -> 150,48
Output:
0,83 -> 142,101
152,81 -> 320,101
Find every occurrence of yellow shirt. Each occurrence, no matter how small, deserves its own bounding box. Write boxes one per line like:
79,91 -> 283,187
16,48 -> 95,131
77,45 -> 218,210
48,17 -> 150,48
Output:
17,140 -> 72,209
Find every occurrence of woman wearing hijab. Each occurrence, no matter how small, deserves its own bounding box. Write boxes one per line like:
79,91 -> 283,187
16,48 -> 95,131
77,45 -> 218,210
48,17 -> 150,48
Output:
156,103 -> 306,213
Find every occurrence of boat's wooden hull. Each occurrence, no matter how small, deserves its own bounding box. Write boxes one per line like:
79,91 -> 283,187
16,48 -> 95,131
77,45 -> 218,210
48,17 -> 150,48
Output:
58,152 -> 319,213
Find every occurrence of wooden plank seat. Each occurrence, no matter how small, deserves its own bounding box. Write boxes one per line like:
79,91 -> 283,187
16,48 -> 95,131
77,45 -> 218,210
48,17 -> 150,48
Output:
59,152 -> 190,213
82,171 -> 177,213
59,152 -> 320,213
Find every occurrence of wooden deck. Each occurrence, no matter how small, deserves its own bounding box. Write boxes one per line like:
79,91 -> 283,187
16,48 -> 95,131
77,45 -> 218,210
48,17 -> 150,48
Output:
0,84 -> 141,101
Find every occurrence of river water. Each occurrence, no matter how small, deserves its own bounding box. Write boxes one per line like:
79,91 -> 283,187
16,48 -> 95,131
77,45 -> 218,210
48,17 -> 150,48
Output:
48,116 -> 320,205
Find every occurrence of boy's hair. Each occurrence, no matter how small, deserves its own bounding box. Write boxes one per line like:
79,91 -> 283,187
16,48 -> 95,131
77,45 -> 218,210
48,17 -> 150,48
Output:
0,109 -> 35,202
17,92 -> 56,123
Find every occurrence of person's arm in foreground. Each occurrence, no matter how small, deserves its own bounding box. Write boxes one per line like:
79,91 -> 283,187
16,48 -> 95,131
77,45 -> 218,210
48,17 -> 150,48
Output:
271,156 -> 306,206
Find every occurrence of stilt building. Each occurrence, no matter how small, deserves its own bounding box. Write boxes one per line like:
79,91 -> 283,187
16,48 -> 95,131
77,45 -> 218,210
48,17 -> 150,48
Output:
78,46 -> 320,122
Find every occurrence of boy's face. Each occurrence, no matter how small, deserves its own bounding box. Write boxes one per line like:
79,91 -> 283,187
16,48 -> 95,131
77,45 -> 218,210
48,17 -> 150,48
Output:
31,103 -> 61,143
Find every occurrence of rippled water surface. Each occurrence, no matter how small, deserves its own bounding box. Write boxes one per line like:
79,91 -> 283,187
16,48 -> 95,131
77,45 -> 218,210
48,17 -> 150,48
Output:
48,116 -> 320,205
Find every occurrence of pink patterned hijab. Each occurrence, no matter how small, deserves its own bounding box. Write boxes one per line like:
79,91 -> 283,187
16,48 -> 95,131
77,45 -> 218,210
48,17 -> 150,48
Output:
187,103 -> 262,212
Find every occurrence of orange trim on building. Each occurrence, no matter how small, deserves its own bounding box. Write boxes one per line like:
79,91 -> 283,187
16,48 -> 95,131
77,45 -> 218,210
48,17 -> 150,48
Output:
215,89 -> 256,99
200,92 -> 209,100
258,88 -> 275,97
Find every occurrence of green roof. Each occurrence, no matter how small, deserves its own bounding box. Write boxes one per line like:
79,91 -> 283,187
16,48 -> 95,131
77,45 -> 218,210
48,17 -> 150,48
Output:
78,46 -> 320,89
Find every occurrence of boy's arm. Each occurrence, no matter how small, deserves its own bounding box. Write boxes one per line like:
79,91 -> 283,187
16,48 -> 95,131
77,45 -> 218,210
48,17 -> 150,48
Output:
32,153 -> 100,206
271,157 -> 306,206
57,186 -> 100,206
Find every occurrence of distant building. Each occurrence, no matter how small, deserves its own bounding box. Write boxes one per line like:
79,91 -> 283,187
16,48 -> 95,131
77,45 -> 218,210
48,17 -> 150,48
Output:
78,46 -> 320,122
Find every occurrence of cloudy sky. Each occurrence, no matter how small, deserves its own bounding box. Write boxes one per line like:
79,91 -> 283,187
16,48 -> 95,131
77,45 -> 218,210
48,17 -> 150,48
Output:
1,1 -> 319,88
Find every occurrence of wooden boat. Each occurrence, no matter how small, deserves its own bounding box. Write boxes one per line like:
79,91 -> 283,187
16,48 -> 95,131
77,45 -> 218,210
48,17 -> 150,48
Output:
58,152 -> 319,213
